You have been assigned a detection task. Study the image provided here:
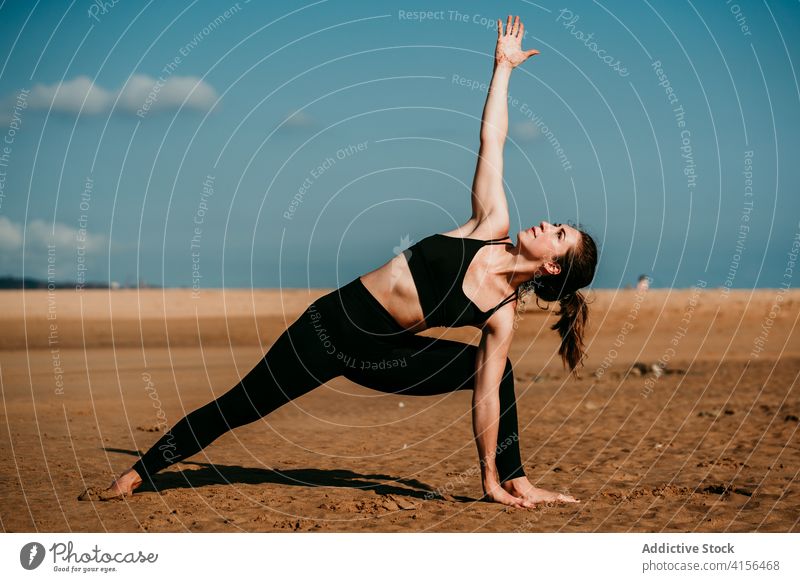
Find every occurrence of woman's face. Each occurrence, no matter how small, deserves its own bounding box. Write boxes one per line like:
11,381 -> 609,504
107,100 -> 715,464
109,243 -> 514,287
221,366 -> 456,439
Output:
517,221 -> 581,273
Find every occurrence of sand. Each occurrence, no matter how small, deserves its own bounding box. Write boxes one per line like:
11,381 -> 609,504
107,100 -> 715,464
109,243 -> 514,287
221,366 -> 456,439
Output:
0,287 -> 798,532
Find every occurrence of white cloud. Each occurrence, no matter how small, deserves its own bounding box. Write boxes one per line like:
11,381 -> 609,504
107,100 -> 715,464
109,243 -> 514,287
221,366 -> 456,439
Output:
0,215 -> 23,249
27,218 -> 106,251
28,75 -> 114,114
0,217 -> 105,253
0,74 -> 219,123
0,217 -> 107,280
117,74 -> 218,114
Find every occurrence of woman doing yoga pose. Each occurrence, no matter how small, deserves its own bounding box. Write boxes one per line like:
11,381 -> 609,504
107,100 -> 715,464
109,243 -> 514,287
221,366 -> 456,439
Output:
92,15 -> 598,509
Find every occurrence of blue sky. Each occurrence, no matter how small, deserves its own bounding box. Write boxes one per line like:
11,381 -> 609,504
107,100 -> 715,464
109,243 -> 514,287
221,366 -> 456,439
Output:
0,0 -> 798,289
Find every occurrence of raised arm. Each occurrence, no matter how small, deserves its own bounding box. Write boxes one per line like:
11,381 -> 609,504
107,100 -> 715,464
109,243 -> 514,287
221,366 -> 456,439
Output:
472,307 -> 533,508
469,15 -> 539,233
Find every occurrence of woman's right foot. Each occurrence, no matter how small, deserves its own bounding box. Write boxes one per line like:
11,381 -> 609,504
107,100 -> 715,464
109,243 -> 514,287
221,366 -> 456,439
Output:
78,468 -> 142,501
502,477 -> 579,506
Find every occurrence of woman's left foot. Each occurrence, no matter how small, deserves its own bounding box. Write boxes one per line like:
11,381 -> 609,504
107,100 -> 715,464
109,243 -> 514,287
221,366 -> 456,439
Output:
78,468 -> 142,501
502,477 -> 579,506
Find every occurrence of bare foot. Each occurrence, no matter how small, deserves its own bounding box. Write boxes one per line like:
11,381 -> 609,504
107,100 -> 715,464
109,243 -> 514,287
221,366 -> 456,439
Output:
483,482 -> 536,509
502,477 -> 579,507
78,468 -> 142,501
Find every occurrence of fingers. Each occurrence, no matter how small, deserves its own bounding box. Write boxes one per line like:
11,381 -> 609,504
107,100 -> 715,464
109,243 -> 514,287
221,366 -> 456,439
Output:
499,15 -> 527,39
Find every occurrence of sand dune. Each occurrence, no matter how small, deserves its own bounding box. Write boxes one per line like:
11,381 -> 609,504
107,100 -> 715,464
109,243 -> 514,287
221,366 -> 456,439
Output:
1,288 -> 797,531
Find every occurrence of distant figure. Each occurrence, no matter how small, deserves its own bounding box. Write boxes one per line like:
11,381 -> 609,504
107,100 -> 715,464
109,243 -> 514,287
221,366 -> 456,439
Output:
636,274 -> 651,292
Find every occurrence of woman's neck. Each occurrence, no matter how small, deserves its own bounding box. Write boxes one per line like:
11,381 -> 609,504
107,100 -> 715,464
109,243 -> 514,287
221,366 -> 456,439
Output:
492,246 -> 545,291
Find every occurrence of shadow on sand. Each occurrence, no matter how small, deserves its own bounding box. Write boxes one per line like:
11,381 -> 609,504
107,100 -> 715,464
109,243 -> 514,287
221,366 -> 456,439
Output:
103,447 -> 472,502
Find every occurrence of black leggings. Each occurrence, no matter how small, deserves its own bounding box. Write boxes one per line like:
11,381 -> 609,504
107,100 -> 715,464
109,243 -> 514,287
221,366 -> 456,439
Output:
132,277 -> 526,484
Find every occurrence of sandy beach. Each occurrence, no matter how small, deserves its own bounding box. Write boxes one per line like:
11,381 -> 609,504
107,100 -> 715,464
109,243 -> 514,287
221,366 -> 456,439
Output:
1,287 -> 797,532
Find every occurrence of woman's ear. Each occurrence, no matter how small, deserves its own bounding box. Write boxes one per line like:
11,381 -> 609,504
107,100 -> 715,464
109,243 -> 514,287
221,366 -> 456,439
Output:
543,260 -> 561,276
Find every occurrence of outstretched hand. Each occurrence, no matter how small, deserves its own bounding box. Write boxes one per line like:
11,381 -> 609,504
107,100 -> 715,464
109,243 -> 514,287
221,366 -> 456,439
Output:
495,15 -> 539,69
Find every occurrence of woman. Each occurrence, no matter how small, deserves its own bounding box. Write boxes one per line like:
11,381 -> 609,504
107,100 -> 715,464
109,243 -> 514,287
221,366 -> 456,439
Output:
88,15 -> 598,509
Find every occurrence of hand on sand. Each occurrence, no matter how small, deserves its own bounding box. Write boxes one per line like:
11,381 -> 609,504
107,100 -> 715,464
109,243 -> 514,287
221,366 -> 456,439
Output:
502,476 -> 579,507
78,468 -> 142,502
495,15 -> 539,69
482,481 -> 536,509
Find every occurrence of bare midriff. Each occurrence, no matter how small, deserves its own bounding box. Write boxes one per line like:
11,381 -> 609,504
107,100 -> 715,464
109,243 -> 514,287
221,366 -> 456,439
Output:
359,236 -> 517,333
358,252 -> 430,334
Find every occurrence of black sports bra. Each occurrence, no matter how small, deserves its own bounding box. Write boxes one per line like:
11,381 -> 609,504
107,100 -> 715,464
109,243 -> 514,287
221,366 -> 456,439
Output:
403,234 -> 518,328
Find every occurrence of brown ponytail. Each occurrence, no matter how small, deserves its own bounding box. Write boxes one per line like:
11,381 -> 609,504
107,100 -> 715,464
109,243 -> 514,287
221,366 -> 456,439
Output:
551,290 -> 589,374
517,226 -> 598,377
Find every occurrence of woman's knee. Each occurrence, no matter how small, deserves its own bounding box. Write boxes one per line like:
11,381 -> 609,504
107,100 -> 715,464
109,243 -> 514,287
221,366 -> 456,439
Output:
268,314 -> 343,382
230,330 -> 335,411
